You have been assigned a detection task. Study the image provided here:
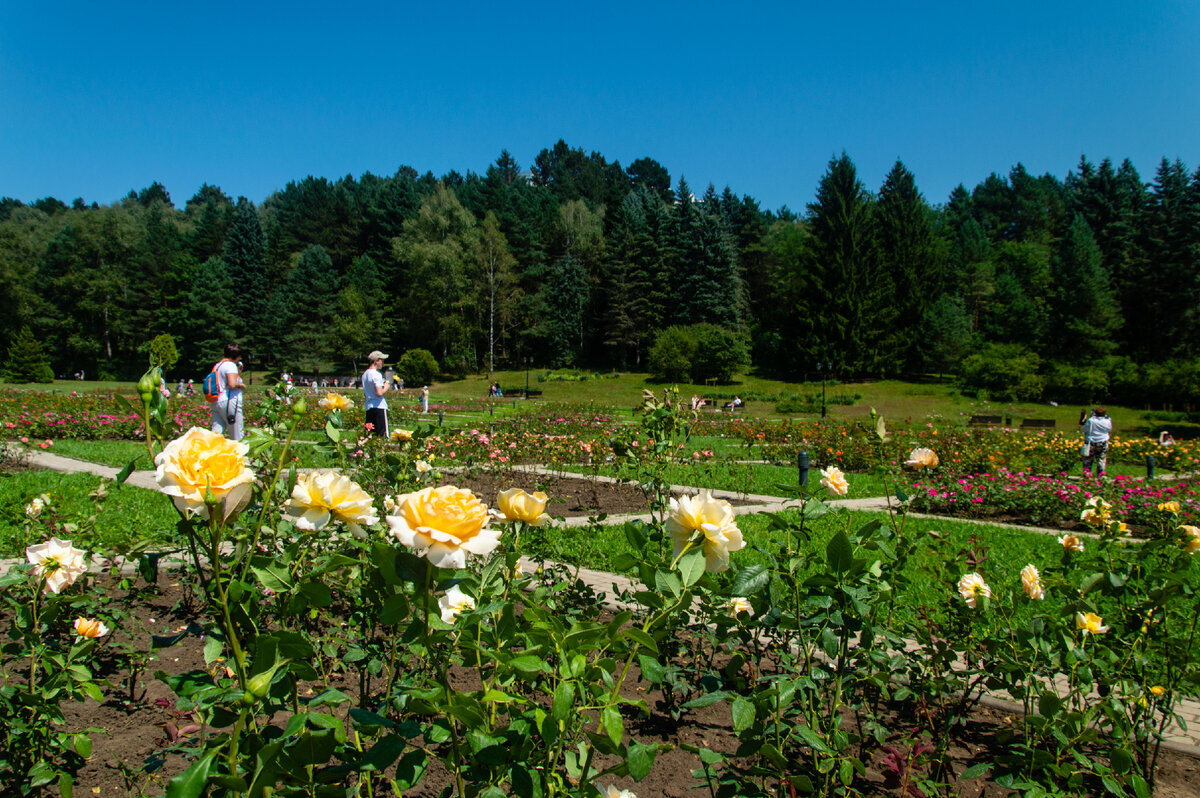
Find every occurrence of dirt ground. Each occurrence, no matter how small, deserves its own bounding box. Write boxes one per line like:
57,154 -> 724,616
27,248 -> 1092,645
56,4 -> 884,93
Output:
24,472 -> 1200,795
60,591 -> 1200,795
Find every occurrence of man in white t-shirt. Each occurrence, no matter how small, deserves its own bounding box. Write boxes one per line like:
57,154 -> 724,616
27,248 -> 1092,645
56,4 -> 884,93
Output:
211,343 -> 246,441
1080,406 -> 1113,477
362,350 -> 390,437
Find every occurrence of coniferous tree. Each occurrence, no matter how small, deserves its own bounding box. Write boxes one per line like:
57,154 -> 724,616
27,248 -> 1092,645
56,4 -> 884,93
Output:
1048,215 -> 1122,361
804,153 -> 887,375
670,179 -> 742,330
2,326 -> 53,382
876,160 -> 939,369
274,245 -> 340,371
222,199 -> 269,356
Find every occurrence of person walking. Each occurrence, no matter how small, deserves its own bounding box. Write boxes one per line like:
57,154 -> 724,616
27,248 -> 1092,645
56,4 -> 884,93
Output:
210,343 -> 246,441
362,350 -> 390,437
1080,406 -> 1112,477
421,385 -> 430,414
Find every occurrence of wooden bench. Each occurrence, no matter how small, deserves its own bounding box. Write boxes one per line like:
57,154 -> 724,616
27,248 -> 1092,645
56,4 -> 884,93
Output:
1020,418 -> 1056,429
968,415 -> 1003,426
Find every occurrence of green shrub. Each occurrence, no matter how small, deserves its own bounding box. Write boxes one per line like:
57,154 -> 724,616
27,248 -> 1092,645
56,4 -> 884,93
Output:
691,324 -> 750,383
648,327 -> 696,382
397,348 -> 439,386
957,342 -> 1044,401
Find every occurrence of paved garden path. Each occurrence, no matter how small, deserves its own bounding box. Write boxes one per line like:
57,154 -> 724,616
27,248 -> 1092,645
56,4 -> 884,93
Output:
11,449 -> 1200,756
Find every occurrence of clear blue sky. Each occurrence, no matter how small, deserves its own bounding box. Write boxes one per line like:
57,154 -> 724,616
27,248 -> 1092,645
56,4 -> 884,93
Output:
2,1 -> 1198,213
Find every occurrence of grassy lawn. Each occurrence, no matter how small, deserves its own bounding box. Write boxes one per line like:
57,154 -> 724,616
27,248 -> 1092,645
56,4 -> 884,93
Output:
0,470 -> 180,557
525,505 -> 1071,626
48,439 -> 154,469
558,462 -> 892,499
1,372 -> 1179,437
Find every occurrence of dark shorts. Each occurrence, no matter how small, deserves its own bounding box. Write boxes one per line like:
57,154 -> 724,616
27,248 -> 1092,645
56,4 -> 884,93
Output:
365,407 -> 388,437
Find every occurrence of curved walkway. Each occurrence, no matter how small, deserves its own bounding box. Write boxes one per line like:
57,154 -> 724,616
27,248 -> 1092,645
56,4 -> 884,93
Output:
10,449 -> 1200,756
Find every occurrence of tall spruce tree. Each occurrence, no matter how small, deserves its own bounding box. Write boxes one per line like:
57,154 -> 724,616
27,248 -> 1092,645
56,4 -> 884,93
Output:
876,160 -> 939,369
1048,215 -> 1121,361
222,199 -> 269,356
670,179 -> 742,330
804,153 -> 887,375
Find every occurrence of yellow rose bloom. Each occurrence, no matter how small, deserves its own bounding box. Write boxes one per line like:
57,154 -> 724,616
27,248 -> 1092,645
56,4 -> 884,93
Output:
283,470 -> 379,537
1058,534 -> 1085,554
1020,564 -> 1045,600
391,428 -> 413,442
1181,525 -> 1200,553
73,617 -> 110,638
318,393 -> 352,412
495,488 -> 550,526
1158,501 -> 1181,514
730,597 -> 753,616
386,486 -> 502,569
665,491 -> 746,573
1076,611 -> 1109,636
957,572 -> 991,609
904,448 -> 939,468
820,466 -> 849,497
26,537 -> 87,594
1150,685 -> 1166,697
154,427 -> 255,520
1080,496 -> 1112,527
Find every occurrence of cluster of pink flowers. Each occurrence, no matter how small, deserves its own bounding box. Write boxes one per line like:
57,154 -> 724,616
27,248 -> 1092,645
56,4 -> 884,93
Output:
904,468 -> 1198,530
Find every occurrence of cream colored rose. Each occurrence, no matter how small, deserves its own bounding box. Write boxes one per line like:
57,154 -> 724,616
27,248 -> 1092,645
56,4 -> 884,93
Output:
155,427 -> 255,520
415,460 -> 432,474
386,486 -> 502,569
495,488 -> 550,526
730,597 -> 753,616
1058,534 -> 1085,553
1076,611 -> 1108,636
905,448 -> 939,468
820,466 -> 849,497
1080,496 -> 1112,527
957,572 -> 990,609
1020,564 -> 1045,600
666,491 -> 746,573
318,393 -> 352,412
1181,525 -> 1200,553
438,584 -> 476,623
283,470 -> 379,536
26,537 -> 87,594
24,494 -> 50,518
601,787 -> 637,798
73,617 -> 110,638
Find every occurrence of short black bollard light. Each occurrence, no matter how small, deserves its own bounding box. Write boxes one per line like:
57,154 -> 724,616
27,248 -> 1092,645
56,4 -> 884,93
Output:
489,403 -> 494,417
1146,453 -> 1156,479
684,423 -> 691,443
438,409 -> 444,427
798,450 -> 810,489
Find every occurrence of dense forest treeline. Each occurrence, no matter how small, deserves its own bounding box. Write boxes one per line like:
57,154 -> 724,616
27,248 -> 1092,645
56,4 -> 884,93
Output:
2,141 -> 1199,403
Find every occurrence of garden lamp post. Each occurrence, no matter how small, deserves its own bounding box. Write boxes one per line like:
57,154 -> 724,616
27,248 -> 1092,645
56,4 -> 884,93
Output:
817,361 -> 827,419
525,357 -> 531,400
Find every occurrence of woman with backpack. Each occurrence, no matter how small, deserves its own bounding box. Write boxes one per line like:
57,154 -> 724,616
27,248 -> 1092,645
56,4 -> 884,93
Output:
208,343 -> 246,441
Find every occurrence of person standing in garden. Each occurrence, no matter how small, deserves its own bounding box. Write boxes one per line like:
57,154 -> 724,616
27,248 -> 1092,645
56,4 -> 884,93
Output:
421,385 -> 430,413
210,343 -> 246,441
362,350 -> 390,437
1080,406 -> 1112,477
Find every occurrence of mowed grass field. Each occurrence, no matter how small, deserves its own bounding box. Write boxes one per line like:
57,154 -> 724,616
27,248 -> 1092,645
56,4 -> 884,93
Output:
0,371 -> 1175,435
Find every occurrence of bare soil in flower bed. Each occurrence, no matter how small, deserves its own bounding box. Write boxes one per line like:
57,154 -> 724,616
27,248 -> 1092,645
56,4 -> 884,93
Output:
440,471 -> 755,519
55,580 -> 1200,796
